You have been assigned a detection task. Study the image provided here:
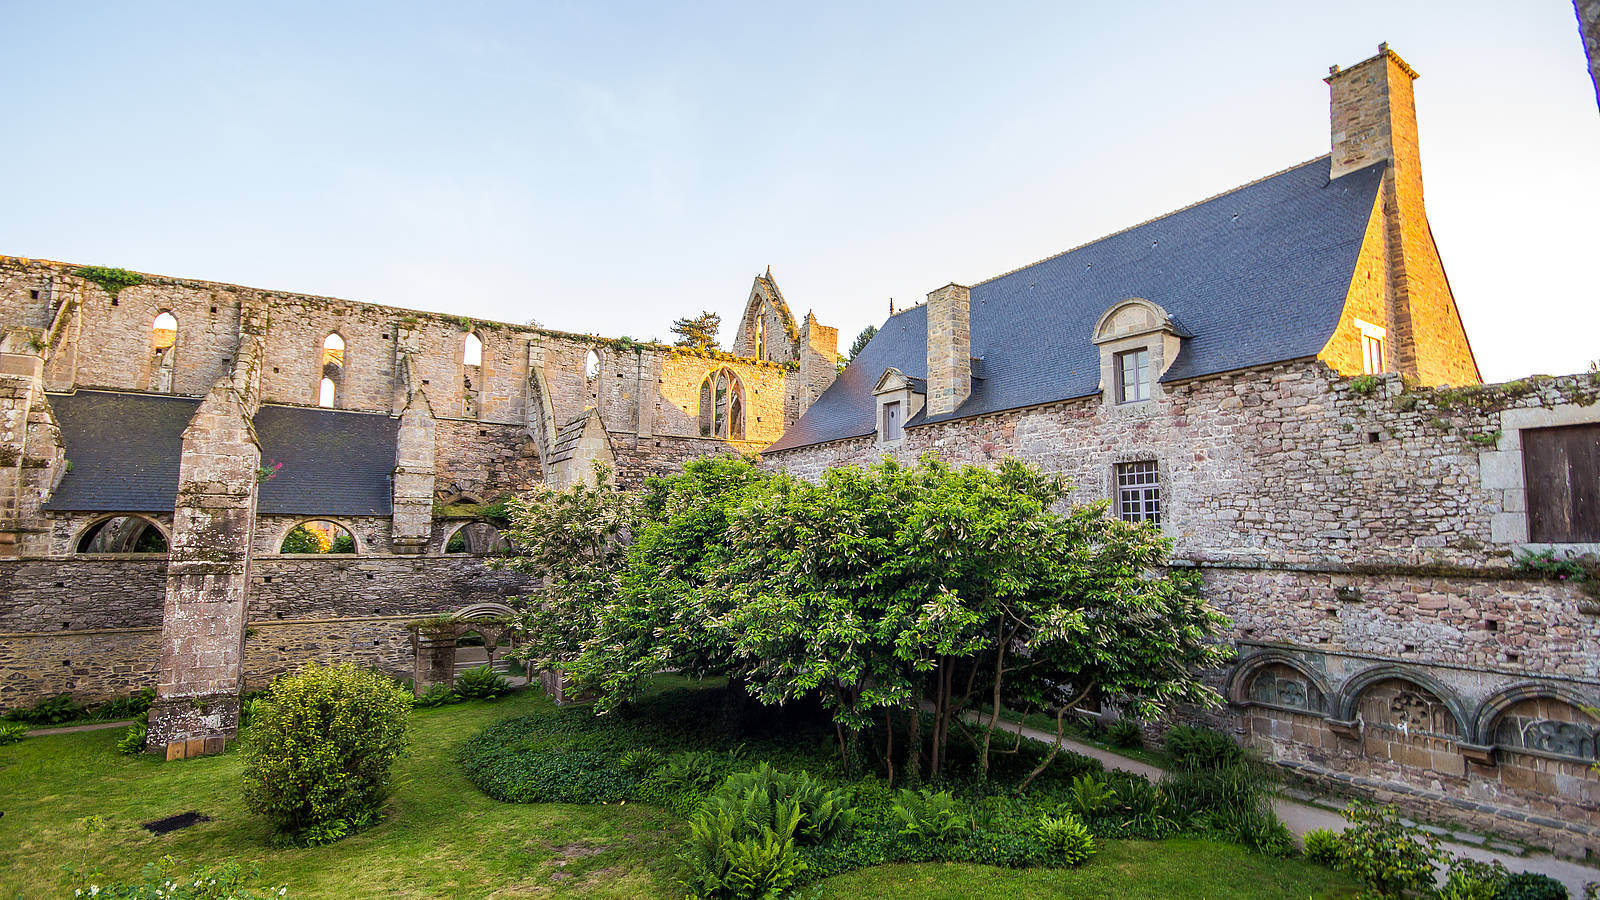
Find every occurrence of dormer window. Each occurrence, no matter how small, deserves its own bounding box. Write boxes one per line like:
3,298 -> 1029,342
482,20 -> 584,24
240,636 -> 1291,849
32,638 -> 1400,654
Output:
872,366 -> 924,446
882,400 -> 904,441
1115,349 -> 1150,403
1093,298 -> 1184,408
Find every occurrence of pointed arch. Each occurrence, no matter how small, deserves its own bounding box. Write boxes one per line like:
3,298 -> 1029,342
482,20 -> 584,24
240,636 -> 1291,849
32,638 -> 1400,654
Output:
585,349 -> 601,380
320,332 -> 346,408
464,332 -> 483,367
698,367 -> 746,440
150,311 -> 178,393
1336,664 -> 1471,738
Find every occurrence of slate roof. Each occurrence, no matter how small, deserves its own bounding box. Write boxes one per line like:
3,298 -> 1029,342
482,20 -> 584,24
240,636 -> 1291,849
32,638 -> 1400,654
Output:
46,391 -> 396,516
767,157 -> 1386,453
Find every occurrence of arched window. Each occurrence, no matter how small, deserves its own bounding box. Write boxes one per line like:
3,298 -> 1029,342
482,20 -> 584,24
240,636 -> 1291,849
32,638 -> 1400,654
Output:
755,307 -> 767,360
76,515 -> 168,554
444,521 -> 510,555
320,333 -> 345,408
585,349 -> 601,380
698,368 -> 745,440
464,333 -> 483,367
151,312 -> 178,393
280,519 -> 358,554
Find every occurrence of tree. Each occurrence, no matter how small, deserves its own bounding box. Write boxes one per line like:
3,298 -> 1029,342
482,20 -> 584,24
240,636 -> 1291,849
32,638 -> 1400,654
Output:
671,311 -> 722,351
848,325 -> 877,360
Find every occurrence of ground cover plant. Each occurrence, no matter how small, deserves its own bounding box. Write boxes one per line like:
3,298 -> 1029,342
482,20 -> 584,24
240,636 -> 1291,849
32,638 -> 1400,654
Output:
458,681 -> 1338,898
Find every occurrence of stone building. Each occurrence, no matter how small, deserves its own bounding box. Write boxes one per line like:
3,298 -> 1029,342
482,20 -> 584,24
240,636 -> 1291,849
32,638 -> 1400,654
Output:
0,258 -> 835,754
764,46 -> 1600,857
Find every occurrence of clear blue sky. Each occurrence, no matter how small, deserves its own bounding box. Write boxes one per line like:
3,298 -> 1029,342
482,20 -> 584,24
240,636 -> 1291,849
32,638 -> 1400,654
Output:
5,1 -> 1595,382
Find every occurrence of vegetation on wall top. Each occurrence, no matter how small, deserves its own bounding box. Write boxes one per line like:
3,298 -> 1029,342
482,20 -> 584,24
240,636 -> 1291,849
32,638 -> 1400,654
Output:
74,266 -> 144,298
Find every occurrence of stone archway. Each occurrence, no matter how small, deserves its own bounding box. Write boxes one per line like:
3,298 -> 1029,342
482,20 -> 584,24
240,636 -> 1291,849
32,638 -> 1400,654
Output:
408,602 -> 518,695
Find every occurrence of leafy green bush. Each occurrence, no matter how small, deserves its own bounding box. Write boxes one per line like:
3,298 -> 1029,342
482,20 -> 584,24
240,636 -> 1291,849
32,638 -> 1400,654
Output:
891,788 -> 967,844
702,763 -> 855,846
0,721 -> 28,746
619,747 -> 667,778
412,683 -> 460,708
679,806 -> 807,900
2,692 -> 88,726
453,666 -> 511,700
1165,724 -> 1243,771
1209,806 -> 1294,858
97,688 -> 156,722
71,855 -> 288,899
1036,812 -> 1096,865
1063,773 -> 1118,817
641,751 -> 736,815
116,720 -> 148,755
241,662 -> 411,844
1498,872 -> 1568,900
1106,718 -> 1143,749
1302,827 -> 1343,866
1332,802 -> 1442,899
1437,856 -> 1508,900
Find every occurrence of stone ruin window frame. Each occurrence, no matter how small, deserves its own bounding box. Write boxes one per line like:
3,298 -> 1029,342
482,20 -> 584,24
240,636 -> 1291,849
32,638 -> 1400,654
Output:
698,366 -> 747,441
1480,403 -> 1600,554
440,519 -> 510,557
1474,682 -> 1600,768
271,517 -> 364,557
1226,650 -> 1335,718
319,331 -> 346,409
72,513 -> 172,557
150,310 -> 179,394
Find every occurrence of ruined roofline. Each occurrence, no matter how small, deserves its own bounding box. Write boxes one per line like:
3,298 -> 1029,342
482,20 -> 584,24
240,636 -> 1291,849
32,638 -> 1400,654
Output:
971,154 -> 1341,289
0,253 -> 795,370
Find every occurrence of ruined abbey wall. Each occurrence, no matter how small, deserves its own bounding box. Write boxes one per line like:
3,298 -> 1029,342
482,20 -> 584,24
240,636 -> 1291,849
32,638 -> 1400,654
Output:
766,362 -> 1600,856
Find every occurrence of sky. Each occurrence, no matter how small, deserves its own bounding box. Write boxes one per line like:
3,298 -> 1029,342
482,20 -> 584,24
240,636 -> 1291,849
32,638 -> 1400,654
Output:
3,1 -> 1596,383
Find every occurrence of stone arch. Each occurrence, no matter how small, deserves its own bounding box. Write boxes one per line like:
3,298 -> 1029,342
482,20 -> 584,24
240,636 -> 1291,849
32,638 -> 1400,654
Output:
698,367 -> 746,440
442,520 -> 510,555
1092,298 -> 1173,343
1336,665 -> 1471,738
320,331 -> 346,408
275,517 -> 362,555
150,311 -> 178,393
74,514 -> 170,554
1226,651 -> 1333,715
1473,681 -> 1600,754
585,348 -> 601,380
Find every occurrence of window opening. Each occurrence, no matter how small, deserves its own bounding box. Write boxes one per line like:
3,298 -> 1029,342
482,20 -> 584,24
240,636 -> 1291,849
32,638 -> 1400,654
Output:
320,333 -> 345,408
585,349 -> 601,380
882,400 -> 903,442
1116,461 -> 1161,526
698,368 -> 745,439
280,520 -> 357,554
464,333 -> 483,367
1523,423 -> 1600,542
1115,349 -> 1150,403
445,521 -> 510,555
77,516 -> 168,554
151,312 -> 178,393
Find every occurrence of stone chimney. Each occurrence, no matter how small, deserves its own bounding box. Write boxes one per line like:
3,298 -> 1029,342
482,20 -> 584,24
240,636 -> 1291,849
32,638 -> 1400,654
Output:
926,283 -> 971,416
1323,45 -> 1479,387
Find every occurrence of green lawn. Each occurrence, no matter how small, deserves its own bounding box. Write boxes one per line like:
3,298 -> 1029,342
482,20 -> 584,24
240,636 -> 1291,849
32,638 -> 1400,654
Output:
0,689 -> 1357,899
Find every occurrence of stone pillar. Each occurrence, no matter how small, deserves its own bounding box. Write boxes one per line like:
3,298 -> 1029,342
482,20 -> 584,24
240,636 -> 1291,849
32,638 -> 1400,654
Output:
796,311 -> 839,417
412,627 -> 459,695
925,283 -> 971,417
1578,0 -> 1600,114
0,328 -> 65,558
392,383 -> 436,554
147,302 -> 265,758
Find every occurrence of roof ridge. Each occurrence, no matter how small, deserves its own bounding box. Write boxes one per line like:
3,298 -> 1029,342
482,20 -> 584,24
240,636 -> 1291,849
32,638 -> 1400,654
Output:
972,154 -> 1335,288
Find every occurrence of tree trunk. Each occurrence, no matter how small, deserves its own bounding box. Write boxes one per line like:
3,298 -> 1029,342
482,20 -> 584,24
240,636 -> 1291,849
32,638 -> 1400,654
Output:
884,707 -> 895,787
1018,684 -> 1096,792
979,621 -> 1009,782
906,677 -> 924,788
718,674 -> 748,736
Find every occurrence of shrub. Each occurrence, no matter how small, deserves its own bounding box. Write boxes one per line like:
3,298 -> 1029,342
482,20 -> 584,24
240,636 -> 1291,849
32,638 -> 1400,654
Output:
679,806 -> 806,900
619,747 -> 667,778
411,683 -> 460,708
71,855 -> 289,899
2,692 -> 88,726
1165,724 -> 1243,771
702,763 -> 855,846
1063,773 -> 1118,817
891,788 -> 967,844
1301,828 -> 1343,866
1161,757 -> 1272,822
0,721 -> 28,746
241,662 -> 411,844
1106,718 -> 1143,749
116,720 -> 148,755
1438,857 -> 1508,900
1036,812 -> 1097,865
1333,802 -> 1443,899
1211,806 -> 1294,858
97,688 -> 156,722
1498,872 -> 1569,900
641,751 -> 735,815
453,666 -> 511,700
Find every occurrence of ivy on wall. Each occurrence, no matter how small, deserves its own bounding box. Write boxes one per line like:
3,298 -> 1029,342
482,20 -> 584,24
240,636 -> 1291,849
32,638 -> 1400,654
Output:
75,266 -> 145,298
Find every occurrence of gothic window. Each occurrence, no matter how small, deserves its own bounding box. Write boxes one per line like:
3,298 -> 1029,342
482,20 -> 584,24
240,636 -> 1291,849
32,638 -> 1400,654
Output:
1116,461 -> 1160,526
698,367 -> 745,440
755,307 -> 767,360
1356,678 -> 1459,738
462,333 -> 483,418
1492,698 -> 1600,763
76,515 -> 168,554
320,333 -> 345,408
585,349 -> 601,380
444,521 -> 510,555
1522,424 -> 1600,542
1247,663 -> 1324,713
280,519 -> 357,554
464,333 -> 483,367
150,312 -> 177,393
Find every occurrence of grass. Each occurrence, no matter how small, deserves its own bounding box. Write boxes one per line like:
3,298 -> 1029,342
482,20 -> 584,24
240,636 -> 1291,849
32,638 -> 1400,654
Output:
0,685 -> 1360,899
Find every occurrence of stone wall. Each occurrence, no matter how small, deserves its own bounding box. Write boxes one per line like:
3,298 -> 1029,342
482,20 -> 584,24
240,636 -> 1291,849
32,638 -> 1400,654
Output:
764,360 -> 1600,853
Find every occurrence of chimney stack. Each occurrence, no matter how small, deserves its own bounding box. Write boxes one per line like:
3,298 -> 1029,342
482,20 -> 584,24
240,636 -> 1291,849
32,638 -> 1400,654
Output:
1326,43 -> 1422,184
926,283 -> 971,416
